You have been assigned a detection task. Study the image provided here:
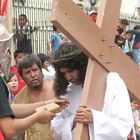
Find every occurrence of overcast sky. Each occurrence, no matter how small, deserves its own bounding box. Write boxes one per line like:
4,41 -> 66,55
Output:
121,0 -> 139,15
74,0 -> 140,16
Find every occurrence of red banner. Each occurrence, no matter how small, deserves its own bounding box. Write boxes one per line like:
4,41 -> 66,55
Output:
0,130 -> 4,140
0,0 -> 8,16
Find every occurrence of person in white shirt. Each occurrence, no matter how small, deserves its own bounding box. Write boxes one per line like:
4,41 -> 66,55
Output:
37,53 -> 55,80
51,42 -> 134,140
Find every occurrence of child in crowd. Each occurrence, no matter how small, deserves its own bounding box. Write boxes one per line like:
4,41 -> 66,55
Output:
10,50 -> 26,95
16,14 -> 34,54
37,53 -> 55,80
6,73 -> 18,102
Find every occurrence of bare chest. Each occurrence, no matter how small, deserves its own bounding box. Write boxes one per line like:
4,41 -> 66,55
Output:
29,88 -> 55,103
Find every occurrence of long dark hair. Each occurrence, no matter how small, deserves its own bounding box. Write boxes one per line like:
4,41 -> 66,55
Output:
53,42 -> 88,96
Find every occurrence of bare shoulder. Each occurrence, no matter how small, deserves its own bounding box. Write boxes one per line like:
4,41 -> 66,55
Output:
44,80 -> 54,87
44,80 -> 55,91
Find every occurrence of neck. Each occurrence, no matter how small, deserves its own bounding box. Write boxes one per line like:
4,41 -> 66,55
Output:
28,84 -> 43,93
27,81 -> 55,103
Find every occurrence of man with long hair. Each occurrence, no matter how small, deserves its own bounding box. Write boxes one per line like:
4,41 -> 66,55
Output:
52,42 -> 134,140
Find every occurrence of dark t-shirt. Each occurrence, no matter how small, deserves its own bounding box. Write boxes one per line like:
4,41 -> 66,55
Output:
130,30 -> 140,49
0,76 -> 14,118
16,25 -> 33,54
115,28 -> 124,46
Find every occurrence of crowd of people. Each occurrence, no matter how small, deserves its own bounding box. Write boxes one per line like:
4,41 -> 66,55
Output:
115,19 -> 140,68
0,14 -> 68,140
0,2 -> 140,140
87,6 -> 140,68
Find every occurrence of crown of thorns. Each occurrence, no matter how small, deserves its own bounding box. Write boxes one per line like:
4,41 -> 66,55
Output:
52,49 -> 82,63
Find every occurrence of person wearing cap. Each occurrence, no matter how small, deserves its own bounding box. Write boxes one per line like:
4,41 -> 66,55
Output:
88,9 -> 98,22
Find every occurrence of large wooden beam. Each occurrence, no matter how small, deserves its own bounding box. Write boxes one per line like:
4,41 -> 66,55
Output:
74,60 -> 108,140
96,0 -> 122,43
51,0 -> 140,102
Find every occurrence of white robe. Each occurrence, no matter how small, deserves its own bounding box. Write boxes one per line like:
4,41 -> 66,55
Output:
51,72 -> 134,140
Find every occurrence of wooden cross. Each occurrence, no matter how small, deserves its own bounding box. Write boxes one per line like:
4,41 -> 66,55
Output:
51,0 -> 140,139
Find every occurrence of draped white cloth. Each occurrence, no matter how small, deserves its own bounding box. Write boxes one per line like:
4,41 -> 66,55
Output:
52,72 -> 134,140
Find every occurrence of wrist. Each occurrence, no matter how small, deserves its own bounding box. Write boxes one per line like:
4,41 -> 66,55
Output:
31,112 -> 39,123
42,100 -> 51,106
42,101 -> 45,106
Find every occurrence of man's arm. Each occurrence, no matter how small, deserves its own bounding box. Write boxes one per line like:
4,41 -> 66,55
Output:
11,102 -> 43,118
127,30 -> 140,35
75,73 -> 134,140
47,38 -> 52,57
0,107 -> 55,138
11,99 -> 69,118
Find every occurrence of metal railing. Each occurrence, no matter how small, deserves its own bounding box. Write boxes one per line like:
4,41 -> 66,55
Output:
120,14 -> 140,30
13,1 -> 140,55
12,0 -> 53,55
